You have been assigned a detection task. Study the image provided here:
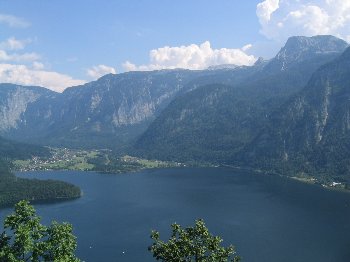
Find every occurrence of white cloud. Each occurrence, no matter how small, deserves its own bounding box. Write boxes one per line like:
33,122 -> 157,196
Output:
0,63 -> 86,92
0,17 -> 85,92
122,41 -> 257,71
256,0 -> 350,42
0,37 -> 31,50
0,14 -> 30,28
242,44 -> 253,52
32,61 -> 45,70
87,64 -> 116,79
0,50 -> 40,62
123,61 -> 137,71
256,0 -> 280,24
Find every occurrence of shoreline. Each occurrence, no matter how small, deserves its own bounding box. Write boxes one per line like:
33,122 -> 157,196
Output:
14,163 -> 350,194
218,164 -> 350,193
0,194 -> 82,210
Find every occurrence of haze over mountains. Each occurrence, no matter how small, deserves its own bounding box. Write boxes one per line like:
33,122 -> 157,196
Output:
0,35 -> 349,183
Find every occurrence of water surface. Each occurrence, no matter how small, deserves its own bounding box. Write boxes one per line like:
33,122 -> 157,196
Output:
1,168 -> 350,262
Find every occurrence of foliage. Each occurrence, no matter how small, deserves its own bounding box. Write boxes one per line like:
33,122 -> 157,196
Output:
88,153 -> 179,174
0,200 -> 79,262
0,136 -> 50,160
0,160 -> 81,208
149,219 -> 240,262
88,153 -> 143,173
0,137 -> 78,208
134,38 -> 345,163
134,44 -> 350,187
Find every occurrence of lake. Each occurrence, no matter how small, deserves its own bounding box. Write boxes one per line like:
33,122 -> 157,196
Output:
1,168 -> 350,262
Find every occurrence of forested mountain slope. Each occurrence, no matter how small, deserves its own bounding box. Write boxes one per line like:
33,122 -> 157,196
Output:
241,46 -> 350,184
134,36 -> 349,163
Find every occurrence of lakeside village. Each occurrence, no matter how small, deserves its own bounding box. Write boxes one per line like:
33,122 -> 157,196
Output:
13,148 -> 98,172
12,148 -> 184,173
12,147 -> 346,191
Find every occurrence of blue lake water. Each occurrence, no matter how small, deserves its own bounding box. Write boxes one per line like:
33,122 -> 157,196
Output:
1,168 -> 350,262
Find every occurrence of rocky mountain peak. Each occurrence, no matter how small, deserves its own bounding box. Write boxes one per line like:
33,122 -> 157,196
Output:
276,35 -> 348,64
271,35 -> 348,71
284,35 -> 347,53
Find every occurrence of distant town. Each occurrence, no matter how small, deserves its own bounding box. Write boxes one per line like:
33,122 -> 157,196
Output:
13,147 -> 185,173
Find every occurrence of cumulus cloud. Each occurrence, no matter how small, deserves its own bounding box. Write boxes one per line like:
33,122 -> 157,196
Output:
86,64 -> 117,79
0,37 -> 31,50
256,0 -> 280,24
0,14 -> 30,28
0,50 -> 40,62
0,63 -> 86,92
0,33 -> 86,92
123,61 -> 137,72
256,0 -> 350,42
0,36 -> 38,63
241,44 -> 253,52
123,41 -> 257,71
0,17 -> 85,92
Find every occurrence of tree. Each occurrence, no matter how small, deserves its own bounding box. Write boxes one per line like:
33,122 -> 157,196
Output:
148,219 -> 241,262
0,200 -> 80,262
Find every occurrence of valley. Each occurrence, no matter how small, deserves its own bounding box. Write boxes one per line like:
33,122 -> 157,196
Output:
2,2 -> 350,261
1,35 -> 350,262
1,35 -> 350,197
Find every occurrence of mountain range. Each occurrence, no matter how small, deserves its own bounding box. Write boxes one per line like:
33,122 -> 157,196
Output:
0,67 -> 260,148
0,35 -> 349,184
134,36 -> 349,162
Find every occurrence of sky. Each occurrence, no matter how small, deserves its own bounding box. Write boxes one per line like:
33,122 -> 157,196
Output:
1,0 -> 350,92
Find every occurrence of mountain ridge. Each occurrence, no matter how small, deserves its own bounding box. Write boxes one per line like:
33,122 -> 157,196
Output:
240,45 -> 350,183
134,35 -> 349,163
0,35 -> 350,185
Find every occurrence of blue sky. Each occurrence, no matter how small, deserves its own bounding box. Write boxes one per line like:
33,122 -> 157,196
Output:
1,0 -> 350,91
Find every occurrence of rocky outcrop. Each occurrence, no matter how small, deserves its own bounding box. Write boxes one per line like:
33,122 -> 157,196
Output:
241,46 -> 350,179
0,85 -> 54,131
264,35 -> 348,72
0,70 -> 208,147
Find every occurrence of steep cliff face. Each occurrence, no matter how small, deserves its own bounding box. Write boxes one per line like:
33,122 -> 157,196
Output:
60,70 -> 192,128
242,46 -> 350,180
0,61 -> 268,148
1,70 -> 230,147
0,36 -> 348,153
45,70 -> 201,147
0,84 -> 56,132
134,36 -> 348,162
0,88 -> 39,131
